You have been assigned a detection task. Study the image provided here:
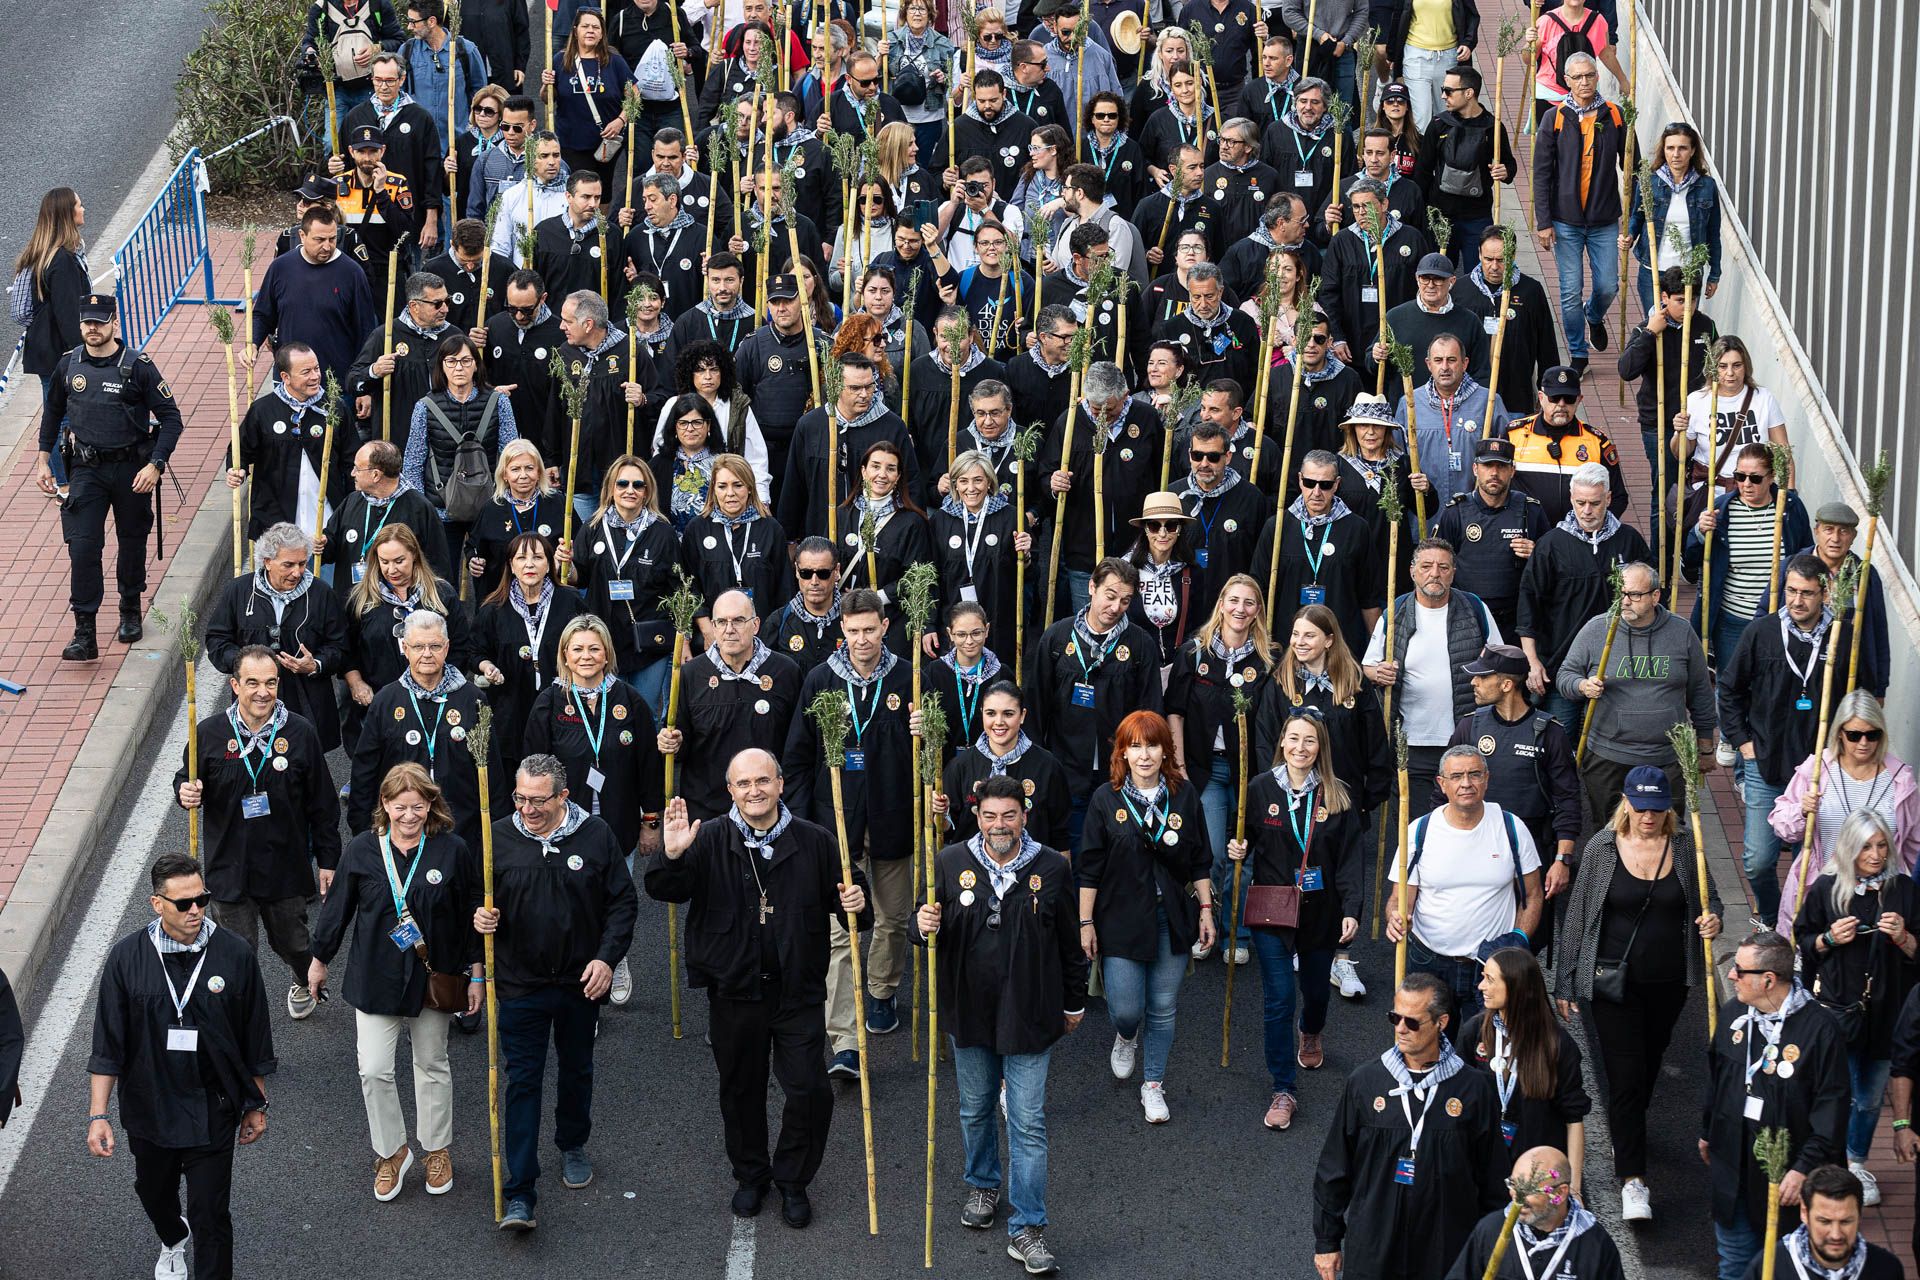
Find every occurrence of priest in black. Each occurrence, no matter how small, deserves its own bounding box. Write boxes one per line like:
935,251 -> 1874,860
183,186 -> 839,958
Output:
1314,972 -> 1509,1280
646,751 -> 871,1227
656,592 -> 804,821
229,343 -> 351,540
204,525 -> 350,752
175,647 -> 341,1013
88,854 -> 275,1280
1444,1146 -> 1627,1280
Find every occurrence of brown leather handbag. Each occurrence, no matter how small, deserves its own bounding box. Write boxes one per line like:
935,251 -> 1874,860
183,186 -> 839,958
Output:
1243,883 -> 1301,929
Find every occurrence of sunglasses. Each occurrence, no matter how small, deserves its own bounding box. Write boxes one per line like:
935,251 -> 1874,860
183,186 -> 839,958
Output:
1304,332 -> 1330,345
1733,471 -> 1771,484
1728,964 -> 1781,980
1843,728 -> 1886,743
502,121 -> 528,132
795,566 -> 835,580
474,105 -> 500,117
614,478 -> 649,491
1298,476 -> 1338,491
978,31 -> 1006,44
1385,1011 -> 1429,1031
1092,111 -> 1119,120
161,892 -> 214,910
1189,449 -> 1225,463
1545,393 -> 1579,405
852,75 -> 878,87
420,298 -> 451,309
507,304 -> 539,316
1142,520 -> 1182,533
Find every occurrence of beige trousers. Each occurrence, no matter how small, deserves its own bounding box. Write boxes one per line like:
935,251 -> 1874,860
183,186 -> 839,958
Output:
355,1007 -> 454,1158
825,853 -> 916,1053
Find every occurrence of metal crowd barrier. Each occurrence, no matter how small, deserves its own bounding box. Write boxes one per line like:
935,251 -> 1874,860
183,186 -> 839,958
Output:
110,147 -> 239,351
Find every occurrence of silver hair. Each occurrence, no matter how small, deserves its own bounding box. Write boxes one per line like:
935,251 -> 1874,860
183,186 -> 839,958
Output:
948,448 -> 998,488
1569,462 -> 1611,492
1296,75 -> 1331,99
1223,116 -> 1259,144
1346,176 -> 1387,204
642,172 -> 681,201
1188,262 -> 1223,286
516,752 -> 571,794
1830,808 -> 1897,912
1562,52 -> 1599,77
401,609 -> 449,642
407,271 -> 446,301
1301,448 -> 1340,472
254,522 -> 313,562
1083,361 -> 1128,405
1826,690 -> 1890,766
829,24 -> 849,54
1620,561 -> 1662,592
566,290 -> 609,330
1439,743 -> 1487,777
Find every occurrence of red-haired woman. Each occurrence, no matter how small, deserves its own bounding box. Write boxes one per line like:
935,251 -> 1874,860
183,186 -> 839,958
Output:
1077,709 -> 1215,1124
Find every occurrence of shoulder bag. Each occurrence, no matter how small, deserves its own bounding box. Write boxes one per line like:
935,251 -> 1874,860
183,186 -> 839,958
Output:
1591,840 -> 1668,1003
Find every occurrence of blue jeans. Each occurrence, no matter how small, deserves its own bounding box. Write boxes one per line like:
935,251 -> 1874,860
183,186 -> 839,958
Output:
1848,1050 -> 1893,1160
622,656 -> 671,726
39,377 -> 69,486
1251,928 -> 1333,1095
1062,568 -> 1090,620
573,493 -> 597,527
951,1041 -> 1051,1235
1202,757 -> 1248,946
1710,610 -> 1752,671
1633,256 -> 1656,314
1068,792 -> 1089,853
1539,688 -> 1581,736
499,984 -> 601,1209
1102,908 -> 1187,1082
1551,220 -> 1620,358
1301,44 -> 1357,121
1408,935 -> 1485,1023
1715,1203 -> 1763,1280
1736,757 -> 1789,925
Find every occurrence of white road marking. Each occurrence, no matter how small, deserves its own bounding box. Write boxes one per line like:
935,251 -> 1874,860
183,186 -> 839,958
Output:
0,659 -> 208,1198
725,1215 -> 756,1280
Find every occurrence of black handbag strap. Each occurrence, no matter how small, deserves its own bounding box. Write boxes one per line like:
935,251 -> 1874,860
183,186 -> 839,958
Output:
1604,839 -> 1670,963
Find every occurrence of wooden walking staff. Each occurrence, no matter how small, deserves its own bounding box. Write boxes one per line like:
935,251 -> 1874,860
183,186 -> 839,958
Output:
1369,470 -> 1404,939
1245,253 -> 1294,485
1666,721 -> 1719,1036
1630,163 -> 1669,599
1264,275 -> 1325,631
240,228 -> 259,400
1045,377 -> 1079,627
1368,203 -> 1390,395
1574,564 -> 1623,769
1220,686 -> 1252,1068
623,288 -> 648,456
312,373 -> 344,576
551,351 -> 591,585
1326,92 -> 1353,208
823,361 -> 844,548
1845,451 -> 1892,693
478,195 -> 504,323
1072,0 -> 1092,154
901,563 -> 939,1062
709,100 -> 740,290
544,0 -> 555,130
1477,1165 -> 1550,1280
1767,441 -> 1793,613
175,600 -> 202,861
901,268 -> 924,425
1485,225 -> 1518,412
1185,22 -> 1223,137
318,37 -> 341,157
380,248 -> 400,440
917,690 -> 950,1270
1672,239 -> 1711,600
1391,722 -> 1411,986
805,689 -> 881,1234
1491,18 -> 1523,226
1791,561 -> 1858,917
209,308 -> 246,577
776,156 -> 824,407
1519,0 -> 1542,235
1425,208 -> 1453,260
942,315 -> 968,468
828,129 -> 859,315
467,703 -> 506,1222
1390,332 -> 1425,536
661,567 -> 703,1039
1013,424 -> 1045,671
447,0 -> 463,217
860,502 -> 880,596
667,3 -> 695,155
1755,1128 -> 1794,1280
1613,100 -> 1638,407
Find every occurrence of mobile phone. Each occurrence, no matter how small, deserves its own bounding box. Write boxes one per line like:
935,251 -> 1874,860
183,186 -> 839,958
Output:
910,199 -> 937,229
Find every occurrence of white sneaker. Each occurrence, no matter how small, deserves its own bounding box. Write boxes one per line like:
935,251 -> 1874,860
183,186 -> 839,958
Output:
1140,1081 -> 1170,1123
609,957 -> 633,1006
1190,939 -> 1215,961
155,1219 -> 189,1279
1331,957 -> 1367,999
1715,740 -> 1737,768
1851,1161 -> 1882,1207
287,984 -> 316,1020
1110,1032 -> 1138,1080
1231,945 -> 1250,966
1620,1178 -> 1652,1222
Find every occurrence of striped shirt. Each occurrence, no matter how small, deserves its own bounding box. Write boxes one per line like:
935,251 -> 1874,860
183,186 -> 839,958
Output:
1720,498 -> 1777,618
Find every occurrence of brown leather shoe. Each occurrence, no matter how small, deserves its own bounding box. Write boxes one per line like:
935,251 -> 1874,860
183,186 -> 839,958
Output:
1264,1092 -> 1298,1131
374,1147 -> 413,1201
424,1148 -> 454,1195
1297,1031 -> 1325,1070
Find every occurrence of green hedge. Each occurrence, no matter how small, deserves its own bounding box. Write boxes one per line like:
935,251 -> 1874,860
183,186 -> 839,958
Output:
173,0 -> 308,192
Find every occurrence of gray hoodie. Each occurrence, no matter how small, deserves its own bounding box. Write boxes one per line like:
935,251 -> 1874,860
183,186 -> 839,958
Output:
1555,606 -> 1716,766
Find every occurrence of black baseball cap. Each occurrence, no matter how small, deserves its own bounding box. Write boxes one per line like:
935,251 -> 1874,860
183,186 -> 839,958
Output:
1415,252 -> 1455,279
348,124 -> 386,150
1540,366 -> 1582,399
766,274 -> 799,301
1461,643 -> 1528,679
1382,82 -> 1412,104
77,293 -> 117,322
295,174 -> 335,201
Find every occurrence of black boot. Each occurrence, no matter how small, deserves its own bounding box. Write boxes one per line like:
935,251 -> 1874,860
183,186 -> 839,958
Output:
62,613 -> 99,661
116,597 -> 144,644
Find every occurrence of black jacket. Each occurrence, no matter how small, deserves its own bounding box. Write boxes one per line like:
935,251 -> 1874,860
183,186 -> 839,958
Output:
203,573 -> 351,752
524,679 -> 665,853
1514,523 -> 1651,676
175,709 -> 341,903
782,657 -> 918,860
644,813 -> 871,1006
349,677 -> 507,856
344,577 -> 474,692
21,248 -> 87,377
310,831 -> 481,1017
1718,611 -> 1860,789
1255,678 -> 1393,811
1241,776 -> 1367,952
1036,400 -> 1164,574
1254,506 -> 1384,659
777,407 -> 923,540
1413,108 -> 1512,225
1454,271 -> 1560,418
1316,219 -> 1429,354
1079,780 -> 1212,957
669,649 -> 805,820
912,841 -> 1089,1055
484,312 -> 565,458
1534,99 -> 1627,228
1165,640 -> 1274,791
466,493 -> 568,599
1794,873 -> 1920,1058
323,487 -> 455,593
1615,310 -> 1721,437
1456,1014 -> 1592,1161
1026,616 -> 1165,800
0,967 -> 20,1128
570,513 -> 680,672
1433,490 -> 1549,618
474,811 -> 639,1001
1445,1206 -> 1627,1280
928,505 -> 1024,673
234,390 -> 352,539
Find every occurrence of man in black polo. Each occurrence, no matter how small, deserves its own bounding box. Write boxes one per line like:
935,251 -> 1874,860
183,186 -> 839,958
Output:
1434,438 -> 1547,637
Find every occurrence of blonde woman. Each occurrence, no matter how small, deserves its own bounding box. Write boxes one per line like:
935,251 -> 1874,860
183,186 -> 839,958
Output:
1166,574 -> 1274,963
311,763 -> 481,1200
467,438 -> 566,598
15,186 -> 88,495
875,121 -> 940,218
344,523 -> 472,709
680,453 -> 793,636
927,449 -> 1028,670
565,455 -> 678,709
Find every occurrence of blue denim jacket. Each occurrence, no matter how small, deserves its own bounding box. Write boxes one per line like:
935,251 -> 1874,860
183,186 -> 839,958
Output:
1626,168 -> 1723,285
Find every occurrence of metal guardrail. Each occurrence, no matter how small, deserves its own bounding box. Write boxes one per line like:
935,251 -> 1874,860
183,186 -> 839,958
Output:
110,147 -> 240,351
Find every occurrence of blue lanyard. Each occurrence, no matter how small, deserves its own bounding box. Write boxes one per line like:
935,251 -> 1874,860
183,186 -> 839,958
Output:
379,833 -> 425,921
570,684 -> 610,764
845,678 -> 882,747
952,665 -> 985,742
362,498 -> 397,549
706,314 -> 743,348
405,688 -> 446,768
229,710 -> 271,793
1286,786 -> 1318,859
1191,491 -> 1223,550
1072,628 -> 1121,683
1091,138 -> 1121,183
1122,788 -> 1170,840
1297,515 -> 1333,582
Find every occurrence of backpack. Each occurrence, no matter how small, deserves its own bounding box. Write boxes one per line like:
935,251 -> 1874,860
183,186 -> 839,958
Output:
423,393 -> 499,522
7,268 -> 37,328
1408,805 -> 1532,916
1545,9 -> 1599,81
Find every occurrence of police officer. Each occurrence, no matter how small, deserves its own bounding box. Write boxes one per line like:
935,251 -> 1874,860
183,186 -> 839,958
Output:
36,294 -> 184,660
272,173 -> 371,272
331,124 -> 419,308
1433,438 -> 1549,637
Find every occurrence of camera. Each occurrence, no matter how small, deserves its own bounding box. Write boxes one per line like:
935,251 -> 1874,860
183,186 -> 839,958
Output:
963,180 -> 989,199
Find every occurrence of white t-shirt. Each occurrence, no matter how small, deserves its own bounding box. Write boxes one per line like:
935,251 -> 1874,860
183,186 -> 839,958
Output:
1657,185 -> 1692,270
1390,801 -> 1541,957
1364,601 -> 1505,748
1684,384 -> 1787,477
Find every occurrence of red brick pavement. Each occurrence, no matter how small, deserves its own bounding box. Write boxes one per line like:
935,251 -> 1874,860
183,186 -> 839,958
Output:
0,229 -> 263,909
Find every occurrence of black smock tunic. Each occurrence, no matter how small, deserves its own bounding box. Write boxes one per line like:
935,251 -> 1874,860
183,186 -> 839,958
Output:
1165,640 -> 1275,795
323,487 -> 455,596
1078,780 -> 1212,959
928,503 -> 1024,673
471,585 -> 586,772
570,513 -> 680,674
1025,617 -> 1165,801
175,709 -> 341,904
235,391 -> 352,539
310,831 -> 481,1016
203,572 -> 351,751
1242,776 -> 1365,953
1251,506 -> 1383,660
669,648 -> 806,820
524,679 -> 666,853
765,598 -> 844,676
837,505 -> 936,658
939,740 -> 1074,851
1445,1206 -> 1628,1280
349,677 -> 508,857
776,408 -> 924,540
1254,678 -> 1393,810
474,812 -> 639,1001
344,579 -> 474,693
782,656 -> 918,863
678,512 -> 793,622
467,493 -> 567,599
1457,1013 -> 1592,1167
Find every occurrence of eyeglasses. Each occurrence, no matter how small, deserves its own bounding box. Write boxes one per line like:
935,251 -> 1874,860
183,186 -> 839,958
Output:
442,355 -> 476,367
1044,330 -> 1076,341
614,478 -> 648,490
1733,471 -> 1771,484
160,892 -> 213,911
1620,588 -> 1658,601
1439,770 -> 1486,783
795,566 -> 835,580
1298,476 -> 1338,491
843,380 -> 877,394
1189,449 -> 1225,463
713,616 -> 755,630
950,628 -> 989,643
512,791 -> 560,808
1385,1011 -> 1429,1031
1843,728 -> 1886,743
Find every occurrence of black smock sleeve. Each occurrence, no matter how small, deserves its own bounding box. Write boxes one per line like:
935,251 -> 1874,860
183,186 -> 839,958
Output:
597,831 -> 641,968
304,730 -> 345,869
1312,1079 -> 1359,1252
309,838 -> 367,964
0,967 -> 21,1126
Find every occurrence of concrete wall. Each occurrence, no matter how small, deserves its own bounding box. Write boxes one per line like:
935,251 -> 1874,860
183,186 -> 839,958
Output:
1625,0 -> 1920,748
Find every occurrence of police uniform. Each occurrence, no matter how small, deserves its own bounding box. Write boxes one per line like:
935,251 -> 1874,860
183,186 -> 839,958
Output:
41,295 -> 185,657
273,180 -> 370,271
1433,439 -> 1549,637
334,125 -> 419,307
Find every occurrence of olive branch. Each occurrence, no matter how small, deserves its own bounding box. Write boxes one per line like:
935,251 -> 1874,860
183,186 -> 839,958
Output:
900,561 -> 939,636
1426,208 -> 1453,258
549,350 -> 592,423
467,701 -> 493,762
1379,462 -> 1405,523
807,688 -> 853,766
1862,451 -> 1892,517
1666,722 -> 1702,810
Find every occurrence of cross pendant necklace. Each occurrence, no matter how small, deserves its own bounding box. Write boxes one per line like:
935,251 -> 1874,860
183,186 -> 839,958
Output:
759,893 -> 774,925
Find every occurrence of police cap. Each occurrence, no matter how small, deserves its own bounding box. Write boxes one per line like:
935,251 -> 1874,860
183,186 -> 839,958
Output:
348,124 -> 386,150
77,294 -> 117,323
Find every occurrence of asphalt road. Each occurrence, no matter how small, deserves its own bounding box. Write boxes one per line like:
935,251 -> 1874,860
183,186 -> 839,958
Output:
0,672 -> 1719,1279
0,0 -> 214,355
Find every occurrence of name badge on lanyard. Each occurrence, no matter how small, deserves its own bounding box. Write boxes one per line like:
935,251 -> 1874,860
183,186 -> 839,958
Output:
607,578 -> 635,601
153,932 -> 209,1052
1071,682 -> 1097,707
242,793 -> 272,819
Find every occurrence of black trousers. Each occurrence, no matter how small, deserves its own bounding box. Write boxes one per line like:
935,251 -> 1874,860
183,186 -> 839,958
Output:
1585,977 -> 1689,1180
130,1129 -> 237,1280
61,455 -> 152,615
708,983 -> 834,1191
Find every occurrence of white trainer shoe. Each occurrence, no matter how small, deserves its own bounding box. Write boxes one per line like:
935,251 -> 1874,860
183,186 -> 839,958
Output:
1140,1081 -> 1170,1123
1110,1033 -> 1138,1080
1851,1161 -> 1882,1207
609,957 -> 633,1006
1330,957 -> 1367,999
1620,1178 -> 1652,1222
155,1219 -> 190,1279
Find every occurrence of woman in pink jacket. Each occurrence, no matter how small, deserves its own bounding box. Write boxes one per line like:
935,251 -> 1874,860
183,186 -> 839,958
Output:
1769,690 -> 1920,933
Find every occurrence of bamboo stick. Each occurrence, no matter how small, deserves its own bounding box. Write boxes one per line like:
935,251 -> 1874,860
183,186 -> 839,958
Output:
903,564 -> 939,1064
1390,334 -> 1424,536
1791,562 -> 1856,918
1220,689 -> 1251,1067
551,352 -> 591,584
1575,565 -> 1624,768
1264,274 -> 1324,631
1046,382 -> 1078,626
240,229 -> 258,401
1370,472 -> 1403,940
1844,452 -> 1892,693
311,374 -> 342,576
662,568 -> 702,1039
1756,1128 -> 1794,1280
209,309 -> 245,577
918,691 -> 949,1269
468,704 -> 505,1223
1485,225 -> 1517,413
1767,441 -> 1792,614
1614,100 -> 1637,406
1392,722 -> 1410,986
1673,240 -> 1710,601
1668,721 -> 1719,1037
172,601 -> 202,861
379,249 -> 400,441
1013,424 -> 1044,671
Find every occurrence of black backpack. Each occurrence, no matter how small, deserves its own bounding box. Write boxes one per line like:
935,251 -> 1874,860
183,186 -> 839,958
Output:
1545,9 -> 1600,79
422,393 -> 499,522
